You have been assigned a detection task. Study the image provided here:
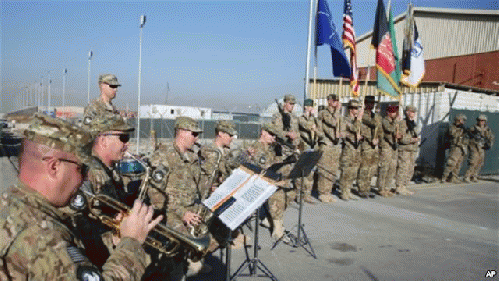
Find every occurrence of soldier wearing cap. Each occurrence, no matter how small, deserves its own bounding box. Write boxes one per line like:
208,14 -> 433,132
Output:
297,98 -> 320,203
0,113 -> 161,280
376,104 -> 402,197
316,94 -> 342,203
357,96 -> 382,198
463,114 -> 495,182
84,74 -> 122,120
441,114 -> 469,183
395,105 -> 420,196
338,99 -> 363,200
272,94 -> 300,152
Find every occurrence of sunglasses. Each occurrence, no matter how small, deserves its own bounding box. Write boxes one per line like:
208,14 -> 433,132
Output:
43,157 -> 89,177
101,133 -> 131,143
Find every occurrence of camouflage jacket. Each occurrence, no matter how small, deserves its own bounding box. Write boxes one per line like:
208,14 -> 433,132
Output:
0,181 -> 147,280
448,124 -> 469,150
272,111 -> 300,146
360,111 -> 382,148
398,118 -> 421,152
380,116 -> 400,149
341,115 -> 362,149
317,107 -> 342,145
298,114 -> 321,149
468,124 -> 495,150
200,142 -> 232,188
84,98 -> 120,120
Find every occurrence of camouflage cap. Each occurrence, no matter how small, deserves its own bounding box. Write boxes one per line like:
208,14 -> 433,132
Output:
175,116 -> 203,133
327,94 -> 338,101
283,95 -> 296,104
82,114 -> 134,135
304,99 -> 314,107
405,105 -> 417,113
261,123 -> 283,139
348,99 -> 361,108
216,120 -> 237,136
477,114 -> 487,121
98,74 -> 121,86
24,113 -> 93,162
455,113 -> 467,121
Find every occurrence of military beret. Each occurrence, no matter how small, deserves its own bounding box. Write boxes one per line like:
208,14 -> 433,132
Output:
348,99 -> 361,108
387,105 -> 399,113
175,116 -> 203,133
303,99 -> 314,107
216,120 -> 237,136
82,114 -> 134,135
364,96 -> 377,103
477,114 -> 487,121
405,105 -> 417,113
283,95 -> 296,104
455,113 -> 467,121
261,123 -> 283,138
327,94 -> 338,101
24,113 -> 93,162
98,74 -> 121,86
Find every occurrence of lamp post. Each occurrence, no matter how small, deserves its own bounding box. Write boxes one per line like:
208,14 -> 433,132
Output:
47,71 -> 51,115
62,68 -> 67,118
136,15 -> 146,154
87,50 -> 92,104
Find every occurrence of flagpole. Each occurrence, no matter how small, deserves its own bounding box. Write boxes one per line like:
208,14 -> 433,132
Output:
304,0 -> 318,103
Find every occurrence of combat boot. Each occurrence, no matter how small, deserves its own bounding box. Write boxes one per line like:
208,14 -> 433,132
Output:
471,176 -> 479,182
303,194 -> 317,204
186,258 -> 212,277
260,217 -> 271,228
395,186 -> 414,196
319,194 -> 336,203
378,189 -> 393,198
271,220 -> 285,240
450,177 -> 461,184
463,177 -> 471,183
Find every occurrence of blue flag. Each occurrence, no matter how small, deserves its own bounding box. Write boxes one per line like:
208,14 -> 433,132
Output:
316,0 -> 351,78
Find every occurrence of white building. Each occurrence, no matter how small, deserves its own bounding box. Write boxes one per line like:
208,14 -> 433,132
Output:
139,104 -> 212,120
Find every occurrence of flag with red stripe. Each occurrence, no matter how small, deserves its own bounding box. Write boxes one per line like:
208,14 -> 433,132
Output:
342,0 -> 359,96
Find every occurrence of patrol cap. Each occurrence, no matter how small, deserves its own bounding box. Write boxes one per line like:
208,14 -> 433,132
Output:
175,116 -> 203,133
283,95 -> 296,104
82,114 -> 134,135
98,74 -> 121,86
405,105 -> 417,113
455,113 -> 467,121
348,99 -> 361,108
304,99 -> 314,107
364,96 -> 377,104
477,114 -> 487,121
327,94 -> 338,101
24,113 -> 93,162
216,120 -> 237,136
261,123 -> 283,138
387,105 -> 399,113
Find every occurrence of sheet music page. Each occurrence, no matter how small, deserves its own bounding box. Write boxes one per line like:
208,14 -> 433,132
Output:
203,167 -> 252,209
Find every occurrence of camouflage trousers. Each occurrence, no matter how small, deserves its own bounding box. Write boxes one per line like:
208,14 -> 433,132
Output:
268,187 -> 297,221
396,149 -> 417,189
464,145 -> 485,179
317,144 -> 341,196
357,146 -> 379,193
442,146 -> 466,179
339,146 -> 361,194
376,145 -> 397,191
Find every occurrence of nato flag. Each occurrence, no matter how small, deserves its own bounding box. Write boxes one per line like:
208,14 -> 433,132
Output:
316,0 -> 351,78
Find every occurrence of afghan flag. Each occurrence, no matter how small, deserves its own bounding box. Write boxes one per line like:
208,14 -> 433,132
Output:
371,0 -> 401,98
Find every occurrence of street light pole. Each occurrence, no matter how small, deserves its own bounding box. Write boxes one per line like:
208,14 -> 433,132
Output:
87,50 -> 93,104
48,71 -> 51,115
63,68 -> 67,117
136,15 -> 146,154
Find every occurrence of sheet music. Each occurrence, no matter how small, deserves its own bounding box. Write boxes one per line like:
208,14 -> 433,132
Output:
203,168 -> 252,209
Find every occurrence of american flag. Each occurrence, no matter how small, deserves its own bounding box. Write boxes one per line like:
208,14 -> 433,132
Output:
342,0 -> 359,96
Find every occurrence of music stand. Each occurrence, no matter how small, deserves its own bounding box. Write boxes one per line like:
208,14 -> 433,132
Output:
271,150 -> 321,259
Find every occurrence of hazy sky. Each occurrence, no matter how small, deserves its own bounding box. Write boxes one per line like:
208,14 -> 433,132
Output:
1,0 -> 496,113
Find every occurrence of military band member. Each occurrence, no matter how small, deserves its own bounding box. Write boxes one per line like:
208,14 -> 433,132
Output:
376,105 -> 401,197
0,113 -> 161,280
464,114 -> 495,182
316,94 -> 342,203
357,96 -> 382,198
297,98 -> 320,203
272,94 -> 300,153
441,114 -> 468,183
84,74 -> 122,119
338,100 -> 363,200
395,105 -> 420,196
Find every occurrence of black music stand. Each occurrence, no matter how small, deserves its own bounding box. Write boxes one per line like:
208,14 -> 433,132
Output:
271,150 -> 321,259
231,207 -> 278,281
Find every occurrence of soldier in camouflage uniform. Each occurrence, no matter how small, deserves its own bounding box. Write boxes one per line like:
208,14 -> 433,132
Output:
297,99 -> 320,204
357,96 -> 382,198
441,114 -> 468,183
272,94 -> 300,154
84,74 -> 122,119
246,123 -> 296,241
376,105 -> 402,197
395,105 -> 420,196
316,94 -> 342,203
0,113 -> 161,280
338,100 -> 363,200
464,114 -> 495,182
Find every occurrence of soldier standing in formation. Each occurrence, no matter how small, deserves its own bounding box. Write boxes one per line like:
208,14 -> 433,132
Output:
357,96 -> 382,198
338,100 -> 363,201
0,113 -> 161,280
464,115 -> 495,182
297,98 -> 320,204
395,105 -> 420,196
377,105 -> 401,197
441,114 -> 468,183
84,74 -> 122,119
316,94 -> 342,203
272,95 -> 300,149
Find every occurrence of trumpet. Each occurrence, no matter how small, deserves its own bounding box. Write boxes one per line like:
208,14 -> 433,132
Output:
82,190 -> 211,261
